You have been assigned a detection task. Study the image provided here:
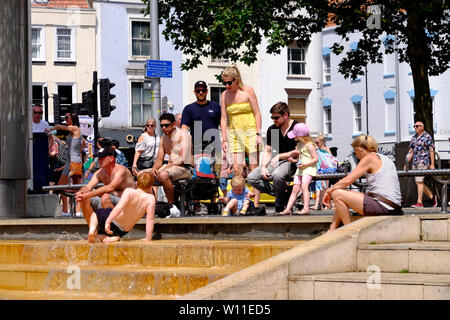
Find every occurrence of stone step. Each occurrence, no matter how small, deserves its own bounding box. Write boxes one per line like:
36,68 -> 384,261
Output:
0,263 -> 237,298
0,288 -> 176,300
0,240 -> 302,268
289,272 -> 450,300
357,241 -> 450,274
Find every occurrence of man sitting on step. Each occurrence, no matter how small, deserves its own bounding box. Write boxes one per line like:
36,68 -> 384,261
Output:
88,172 -> 156,243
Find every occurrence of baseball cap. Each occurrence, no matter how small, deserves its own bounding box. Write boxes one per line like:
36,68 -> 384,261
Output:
194,80 -> 207,89
95,146 -> 116,158
287,123 -> 310,139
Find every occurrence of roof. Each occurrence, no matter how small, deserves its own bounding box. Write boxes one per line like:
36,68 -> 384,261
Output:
31,0 -> 90,9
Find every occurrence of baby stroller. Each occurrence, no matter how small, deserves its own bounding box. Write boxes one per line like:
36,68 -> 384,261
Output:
173,154 -> 222,216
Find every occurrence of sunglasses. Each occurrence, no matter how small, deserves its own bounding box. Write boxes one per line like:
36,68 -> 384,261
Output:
271,116 -> 281,120
414,125 -> 422,128
195,89 -> 207,94
65,116 -> 71,119
223,79 -> 235,86
160,123 -> 172,128
33,111 -> 43,115
146,124 -> 155,128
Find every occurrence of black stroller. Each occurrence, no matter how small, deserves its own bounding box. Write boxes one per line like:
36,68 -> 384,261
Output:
173,154 -> 222,216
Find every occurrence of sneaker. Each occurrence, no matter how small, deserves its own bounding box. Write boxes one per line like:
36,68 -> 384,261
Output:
61,212 -> 71,217
432,195 -> 438,208
75,212 -> 83,218
222,210 -> 230,217
411,203 -> 423,208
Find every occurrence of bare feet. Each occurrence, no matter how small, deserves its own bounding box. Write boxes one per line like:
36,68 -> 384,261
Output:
88,233 -> 99,243
102,236 -> 120,243
298,209 -> 310,215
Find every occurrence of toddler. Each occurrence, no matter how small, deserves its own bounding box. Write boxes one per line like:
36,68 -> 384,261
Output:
220,175 -> 255,216
279,123 -> 318,215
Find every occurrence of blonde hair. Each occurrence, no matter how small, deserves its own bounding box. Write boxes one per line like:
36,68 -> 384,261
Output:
137,172 -> 154,190
222,65 -> 244,89
146,118 -> 156,125
299,135 -> 313,144
230,175 -> 246,188
351,134 -> 378,152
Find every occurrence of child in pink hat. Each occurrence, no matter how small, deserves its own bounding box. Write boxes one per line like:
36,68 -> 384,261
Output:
278,123 -> 318,215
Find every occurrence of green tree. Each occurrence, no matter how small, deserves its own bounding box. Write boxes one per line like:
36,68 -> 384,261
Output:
146,0 -> 450,136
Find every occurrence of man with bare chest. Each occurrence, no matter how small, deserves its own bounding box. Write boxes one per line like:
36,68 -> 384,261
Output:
140,113 -> 192,204
76,146 -> 135,226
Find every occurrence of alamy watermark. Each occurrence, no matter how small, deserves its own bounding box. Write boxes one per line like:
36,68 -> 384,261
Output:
367,5 -> 383,30
66,265 -> 81,290
366,265 -> 381,290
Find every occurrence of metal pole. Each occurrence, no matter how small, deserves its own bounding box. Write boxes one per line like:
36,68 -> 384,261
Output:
395,43 -> 401,143
44,87 -> 49,122
150,0 -> 161,133
365,65 -> 369,135
93,71 -> 99,145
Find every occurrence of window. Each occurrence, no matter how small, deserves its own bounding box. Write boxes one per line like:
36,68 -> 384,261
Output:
57,85 -> 73,111
131,21 -> 150,57
384,99 -> 396,134
323,55 -> 331,83
287,44 -> 307,76
324,108 -> 332,135
288,97 -> 306,123
32,85 -> 44,106
32,27 -> 45,61
382,35 -> 395,77
353,102 -> 362,134
131,82 -> 152,127
55,27 -> 75,61
209,86 -> 226,105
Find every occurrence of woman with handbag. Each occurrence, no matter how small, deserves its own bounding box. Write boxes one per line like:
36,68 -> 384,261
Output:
132,118 -> 159,176
323,135 -> 403,232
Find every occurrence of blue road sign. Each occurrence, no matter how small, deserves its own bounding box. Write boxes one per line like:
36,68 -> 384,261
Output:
146,60 -> 172,78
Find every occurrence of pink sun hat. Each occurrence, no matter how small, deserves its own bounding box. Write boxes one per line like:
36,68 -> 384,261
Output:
287,123 -> 309,139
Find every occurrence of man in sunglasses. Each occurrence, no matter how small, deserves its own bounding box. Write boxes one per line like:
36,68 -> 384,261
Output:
32,104 -> 50,133
406,121 -> 437,208
141,113 -> 192,204
247,102 -> 300,213
181,81 -> 221,156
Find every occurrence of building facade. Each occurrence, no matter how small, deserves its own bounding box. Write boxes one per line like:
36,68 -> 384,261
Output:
31,0 -> 96,123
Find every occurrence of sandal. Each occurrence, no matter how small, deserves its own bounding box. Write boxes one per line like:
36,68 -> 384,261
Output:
275,210 -> 292,216
296,209 -> 310,215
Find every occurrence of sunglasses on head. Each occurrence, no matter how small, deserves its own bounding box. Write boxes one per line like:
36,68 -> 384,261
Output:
33,111 -> 43,115
195,89 -> 207,94
160,123 -> 172,128
223,79 -> 235,86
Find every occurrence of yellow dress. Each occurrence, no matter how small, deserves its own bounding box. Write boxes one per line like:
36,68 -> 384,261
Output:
295,142 -> 317,177
226,102 -> 257,153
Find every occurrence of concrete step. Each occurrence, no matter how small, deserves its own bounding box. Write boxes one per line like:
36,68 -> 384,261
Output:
289,272 -> 450,300
0,288 -> 176,300
0,240 -> 302,268
0,263 -> 237,298
358,241 -> 450,274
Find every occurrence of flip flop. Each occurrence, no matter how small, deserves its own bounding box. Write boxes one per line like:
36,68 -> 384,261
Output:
275,211 -> 292,216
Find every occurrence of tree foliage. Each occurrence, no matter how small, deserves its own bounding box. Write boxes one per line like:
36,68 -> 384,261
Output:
145,0 -> 450,136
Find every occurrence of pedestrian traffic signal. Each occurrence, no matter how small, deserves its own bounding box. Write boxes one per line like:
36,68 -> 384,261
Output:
81,90 -> 95,116
99,78 -> 116,117
53,94 -> 72,124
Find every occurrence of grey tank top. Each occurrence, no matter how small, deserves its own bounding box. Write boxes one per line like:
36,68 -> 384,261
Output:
69,135 -> 82,163
366,153 -> 402,209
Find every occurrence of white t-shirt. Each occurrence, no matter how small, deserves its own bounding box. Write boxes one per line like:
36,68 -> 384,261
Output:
32,120 -> 50,133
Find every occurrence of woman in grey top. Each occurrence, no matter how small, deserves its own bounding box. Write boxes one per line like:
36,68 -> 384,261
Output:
132,118 -> 159,176
49,113 -> 84,215
323,135 -> 402,232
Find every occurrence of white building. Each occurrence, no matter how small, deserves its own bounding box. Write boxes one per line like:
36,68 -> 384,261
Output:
322,25 -> 450,161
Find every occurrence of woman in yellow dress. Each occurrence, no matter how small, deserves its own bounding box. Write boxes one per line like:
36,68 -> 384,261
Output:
220,65 -> 262,177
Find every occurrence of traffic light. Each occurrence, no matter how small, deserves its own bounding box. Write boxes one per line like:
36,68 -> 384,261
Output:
53,94 -> 61,124
99,78 -> 116,117
80,90 -> 94,116
53,94 -> 73,124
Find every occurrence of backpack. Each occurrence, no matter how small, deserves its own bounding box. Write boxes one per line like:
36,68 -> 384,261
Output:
317,148 -> 338,169
193,154 -> 215,179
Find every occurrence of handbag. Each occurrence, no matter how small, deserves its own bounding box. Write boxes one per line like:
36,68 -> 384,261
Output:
137,156 -> 154,170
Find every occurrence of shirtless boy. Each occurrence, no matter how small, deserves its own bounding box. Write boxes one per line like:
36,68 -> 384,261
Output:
88,172 -> 156,243
76,146 -> 136,226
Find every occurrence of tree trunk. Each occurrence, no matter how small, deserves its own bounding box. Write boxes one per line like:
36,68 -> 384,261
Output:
406,12 -> 434,137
